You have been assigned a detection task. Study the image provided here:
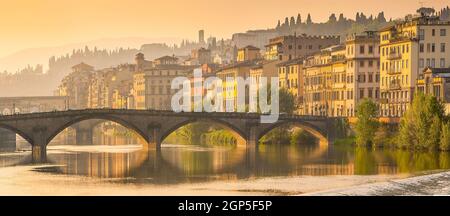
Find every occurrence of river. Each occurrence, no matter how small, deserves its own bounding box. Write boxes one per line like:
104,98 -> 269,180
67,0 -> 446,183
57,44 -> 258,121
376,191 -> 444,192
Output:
1,138 -> 450,195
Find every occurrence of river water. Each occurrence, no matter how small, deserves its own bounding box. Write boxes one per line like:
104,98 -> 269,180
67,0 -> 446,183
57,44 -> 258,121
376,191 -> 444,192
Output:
1,138 -> 450,195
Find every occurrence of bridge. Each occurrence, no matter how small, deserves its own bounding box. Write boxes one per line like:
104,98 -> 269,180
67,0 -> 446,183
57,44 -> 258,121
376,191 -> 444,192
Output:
0,109 -> 344,162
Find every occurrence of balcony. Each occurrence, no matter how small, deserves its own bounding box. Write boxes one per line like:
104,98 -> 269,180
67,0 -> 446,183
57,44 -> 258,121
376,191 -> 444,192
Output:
387,67 -> 402,75
387,52 -> 402,60
389,82 -> 401,90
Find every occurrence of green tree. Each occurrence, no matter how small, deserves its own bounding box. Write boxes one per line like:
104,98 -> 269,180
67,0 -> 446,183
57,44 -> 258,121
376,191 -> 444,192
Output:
440,122 -> 450,151
355,98 -> 379,146
279,88 -> 297,114
397,92 -> 445,150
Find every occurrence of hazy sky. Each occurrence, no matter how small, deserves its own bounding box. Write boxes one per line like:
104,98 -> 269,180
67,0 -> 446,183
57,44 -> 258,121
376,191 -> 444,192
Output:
0,0 -> 449,57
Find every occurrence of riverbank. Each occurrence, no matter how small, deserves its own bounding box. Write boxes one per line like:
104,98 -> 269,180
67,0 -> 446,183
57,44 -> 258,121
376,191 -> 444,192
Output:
0,164 -> 414,196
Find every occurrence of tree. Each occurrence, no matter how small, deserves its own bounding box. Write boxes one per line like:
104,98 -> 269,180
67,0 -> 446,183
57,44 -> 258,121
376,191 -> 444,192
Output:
279,88 -> 297,114
440,122 -> 450,151
296,14 -> 302,25
355,98 -> 379,146
290,16 -> 296,27
306,14 -> 312,25
397,92 -> 445,150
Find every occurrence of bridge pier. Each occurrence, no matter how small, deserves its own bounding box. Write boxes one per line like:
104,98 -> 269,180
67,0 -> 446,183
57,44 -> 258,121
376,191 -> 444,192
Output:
31,126 -> 49,163
32,144 -> 47,163
147,125 -> 162,150
246,126 -> 259,150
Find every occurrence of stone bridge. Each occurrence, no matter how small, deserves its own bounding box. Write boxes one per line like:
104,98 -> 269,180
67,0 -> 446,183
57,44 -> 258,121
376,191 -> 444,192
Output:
0,109 -> 344,162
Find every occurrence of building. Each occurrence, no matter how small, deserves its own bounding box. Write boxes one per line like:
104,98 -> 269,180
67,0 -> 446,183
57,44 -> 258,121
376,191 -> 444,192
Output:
379,14 -> 450,117
191,48 -> 212,65
232,29 -> 280,50
265,34 -> 340,61
216,60 -> 258,111
88,64 -> 135,109
345,31 -> 381,117
237,45 -> 261,62
58,62 -> 94,109
277,58 -> 304,113
132,55 -> 196,110
416,67 -> 450,113
154,55 -> 179,65
199,30 -> 205,44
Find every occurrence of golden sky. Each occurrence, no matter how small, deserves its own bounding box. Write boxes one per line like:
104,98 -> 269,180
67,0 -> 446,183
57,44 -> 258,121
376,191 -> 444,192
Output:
0,0 -> 448,57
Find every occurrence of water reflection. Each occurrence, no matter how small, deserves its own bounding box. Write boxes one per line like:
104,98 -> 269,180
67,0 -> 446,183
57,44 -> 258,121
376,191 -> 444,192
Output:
2,142 -> 450,184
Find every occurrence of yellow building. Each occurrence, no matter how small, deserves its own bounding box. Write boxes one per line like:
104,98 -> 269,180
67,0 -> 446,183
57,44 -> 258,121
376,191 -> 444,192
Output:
216,60 -> 257,111
237,45 -> 261,62
277,58 -> 303,113
345,31 -> 381,117
379,14 -> 450,117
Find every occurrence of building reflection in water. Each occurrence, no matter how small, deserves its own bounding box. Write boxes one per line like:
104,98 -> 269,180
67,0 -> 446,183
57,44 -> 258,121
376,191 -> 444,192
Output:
3,125 -> 450,184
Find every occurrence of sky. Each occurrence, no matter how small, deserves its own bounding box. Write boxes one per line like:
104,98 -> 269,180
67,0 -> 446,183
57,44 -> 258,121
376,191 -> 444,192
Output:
0,0 -> 449,57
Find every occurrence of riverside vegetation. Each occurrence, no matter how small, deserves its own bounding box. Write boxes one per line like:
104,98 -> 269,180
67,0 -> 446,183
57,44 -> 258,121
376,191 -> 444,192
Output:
353,92 -> 450,151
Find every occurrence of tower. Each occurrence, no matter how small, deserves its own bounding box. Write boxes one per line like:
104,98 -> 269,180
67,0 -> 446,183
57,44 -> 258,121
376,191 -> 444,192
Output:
199,30 -> 205,44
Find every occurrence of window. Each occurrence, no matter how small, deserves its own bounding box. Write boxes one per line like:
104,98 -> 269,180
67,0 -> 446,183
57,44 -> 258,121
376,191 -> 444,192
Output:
368,45 -> 373,54
298,45 -> 302,49
359,88 -> 364,99
419,58 -> 424,68
419,29 -> 425,40
368,73 -> 373,83
427,43 -> 431,52
359,61 -> 365,67
432,29 -> 436,36
369,60 -> 373,67
431,58 -> 436,68
420,43 -> 424,52
441,29 -> 447,36
427,58 -> 430,67
432,43 -> 435,52
441,58 -> 446,68
359,45 -> 365,54
368,88 -> 373,98
288,45 -> 293,50
441,43 -> 446,52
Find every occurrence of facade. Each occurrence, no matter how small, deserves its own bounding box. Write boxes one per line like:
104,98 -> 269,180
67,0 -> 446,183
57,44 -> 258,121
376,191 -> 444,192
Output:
379,14 -> 450,117
345,31 -> 381,117
237,45 -> 261,62
416,67 -> 450,113
277,58 -> 303,113
216,60 -> 258,111
265,34 -> 340,61
191,48 -> 212,65
58,63 -> 94,109
132,55 -> 196,110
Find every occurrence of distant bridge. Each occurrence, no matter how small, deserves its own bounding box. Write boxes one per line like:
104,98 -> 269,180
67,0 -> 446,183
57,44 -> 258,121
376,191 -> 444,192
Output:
0,109 -> 344,162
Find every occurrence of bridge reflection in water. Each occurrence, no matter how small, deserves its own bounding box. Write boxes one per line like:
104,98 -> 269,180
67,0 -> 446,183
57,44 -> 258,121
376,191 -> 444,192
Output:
4,140 -> 450,184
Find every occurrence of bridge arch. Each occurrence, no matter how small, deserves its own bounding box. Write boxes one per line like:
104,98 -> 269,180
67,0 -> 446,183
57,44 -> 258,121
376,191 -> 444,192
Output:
46,114 -> 148,145
257,120 -> 328,145
0,123 -> 34,145
159,118 -> 248,144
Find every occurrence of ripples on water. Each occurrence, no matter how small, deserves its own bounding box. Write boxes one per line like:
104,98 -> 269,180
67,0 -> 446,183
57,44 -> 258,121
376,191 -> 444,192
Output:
2,140 -> 450,185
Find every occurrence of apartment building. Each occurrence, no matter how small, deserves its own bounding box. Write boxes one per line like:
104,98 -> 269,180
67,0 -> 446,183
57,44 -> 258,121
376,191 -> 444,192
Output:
379,14 -> 450,117
265,34 -> 340,61
345,31 -> 381,117
277,58 -> 304,113
416,67 -> 450,113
